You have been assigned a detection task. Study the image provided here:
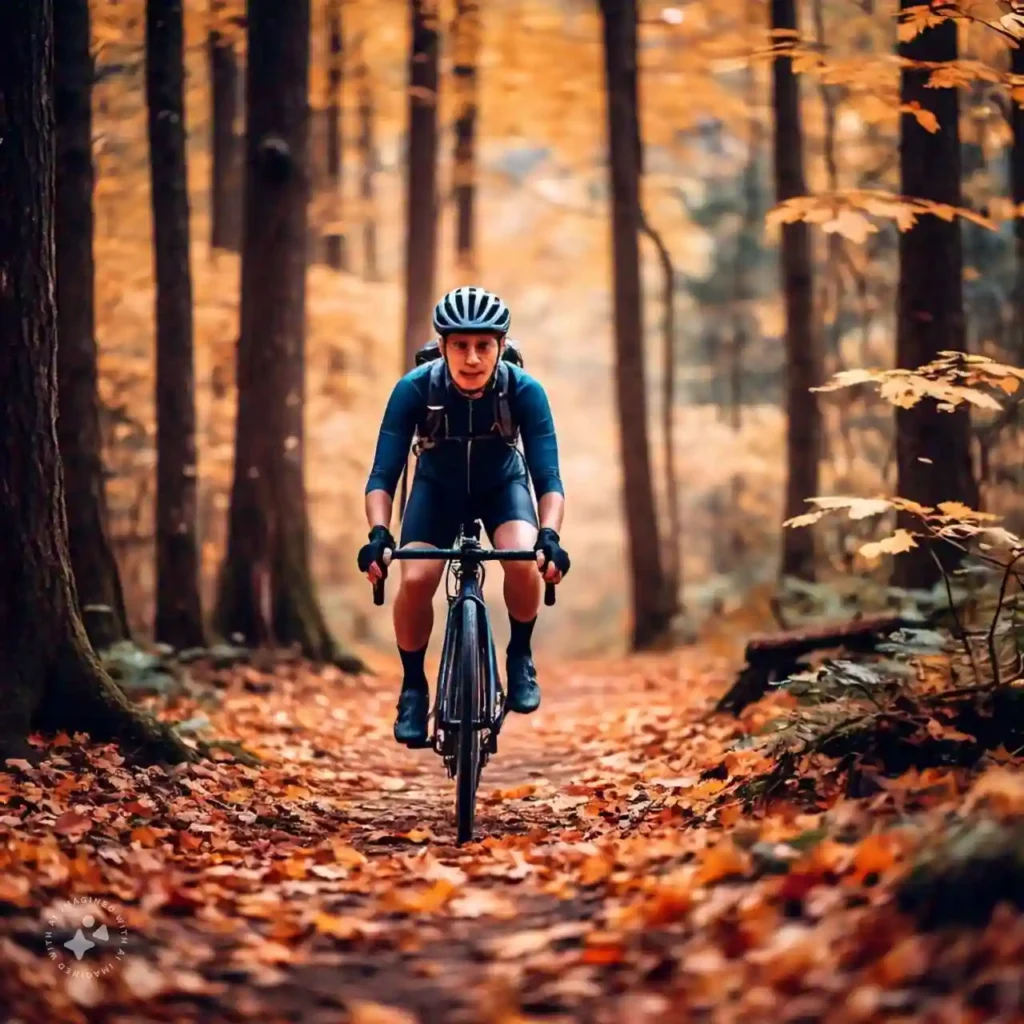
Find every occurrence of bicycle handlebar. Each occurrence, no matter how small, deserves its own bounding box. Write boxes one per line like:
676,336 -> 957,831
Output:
371,547 -> 557,607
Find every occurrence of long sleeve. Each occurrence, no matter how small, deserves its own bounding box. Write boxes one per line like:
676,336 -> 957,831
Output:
365,376 -> 421,497
516,375 -> 564,497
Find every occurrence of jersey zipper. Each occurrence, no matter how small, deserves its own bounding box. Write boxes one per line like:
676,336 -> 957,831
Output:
466,397 -> 473,496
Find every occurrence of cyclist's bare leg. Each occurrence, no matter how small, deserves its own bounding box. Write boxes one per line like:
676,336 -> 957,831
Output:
491,519 -> 542,712
392,543 -> 445,744
393,543 -> 445,651
492,519 -> 541,620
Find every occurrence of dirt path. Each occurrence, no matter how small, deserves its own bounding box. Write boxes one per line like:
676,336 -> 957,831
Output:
235,652 -> 726,1023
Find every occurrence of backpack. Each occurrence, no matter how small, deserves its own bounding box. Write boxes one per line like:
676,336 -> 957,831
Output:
411,338 -> 523,455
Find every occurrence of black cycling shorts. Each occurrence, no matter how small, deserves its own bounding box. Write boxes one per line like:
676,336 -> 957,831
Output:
399,473 -> 538,548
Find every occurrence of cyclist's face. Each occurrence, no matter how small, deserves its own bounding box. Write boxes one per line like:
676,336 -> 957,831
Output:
442,333 -> 503,394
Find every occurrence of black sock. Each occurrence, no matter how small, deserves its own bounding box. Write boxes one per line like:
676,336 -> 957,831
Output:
507,615 -> 536,657
398,646 -> 428,690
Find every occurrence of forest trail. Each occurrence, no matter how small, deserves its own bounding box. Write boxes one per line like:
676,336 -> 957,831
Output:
3,649 -> 1023,1023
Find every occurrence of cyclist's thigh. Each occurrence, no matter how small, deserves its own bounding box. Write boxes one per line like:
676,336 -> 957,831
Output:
479,475 -> 538,548
399,475 -> 460,587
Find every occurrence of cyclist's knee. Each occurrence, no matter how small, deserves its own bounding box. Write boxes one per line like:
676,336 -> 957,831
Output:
399,559 -> 444,597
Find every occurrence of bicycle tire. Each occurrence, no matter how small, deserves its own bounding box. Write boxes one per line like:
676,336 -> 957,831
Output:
455,599 -> 482,844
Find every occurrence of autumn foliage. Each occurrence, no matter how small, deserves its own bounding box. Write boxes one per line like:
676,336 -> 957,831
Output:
2,0 -> 1024,1019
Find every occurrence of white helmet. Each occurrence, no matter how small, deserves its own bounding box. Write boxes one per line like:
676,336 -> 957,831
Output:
432,286 -> 511,336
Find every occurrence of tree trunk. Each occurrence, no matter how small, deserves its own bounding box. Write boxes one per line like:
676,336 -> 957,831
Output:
355,39 -> 379,280
813,0 -> 844,372
599,0 -> 675,650
216,0 -> 364,672
894,3 -> 978,588
452,0 -> 480,270
771,0 -> 821,582
0,0 -> 192,767
55,0 -> 131,651
639,213 -> 682,606
402,0 -> 440,369
323,0 -> 346,270
208,0 -> 243,253
146,0 -> 205,648
1012,42 -> 1024,361
729,48 -> 762,563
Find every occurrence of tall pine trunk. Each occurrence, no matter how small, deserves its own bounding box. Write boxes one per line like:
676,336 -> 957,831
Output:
771,0 -> 821,582
323,0 -> 346,270
1012,43 -> 1024,360
894,3 -> 977,587
146,0 -> 205,648
599,0 -> 675,650
452,0 -> 479,269
216,0 -> 363,672
208,0 -> 242,253
0,0 -> 190,766
402,0 -> 440,368
55,0 -> 131,650
355,36 -> 379,280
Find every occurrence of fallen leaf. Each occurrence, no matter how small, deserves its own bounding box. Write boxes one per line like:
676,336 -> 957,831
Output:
54,810 -> 92,837
349,1003 -> 420,1024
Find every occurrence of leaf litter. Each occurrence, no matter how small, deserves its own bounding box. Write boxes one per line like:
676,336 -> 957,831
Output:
0,648 -> 1022,1022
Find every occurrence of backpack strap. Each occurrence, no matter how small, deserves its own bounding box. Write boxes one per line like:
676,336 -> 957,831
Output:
412,359 -> 448,454
492,361 -> 518,444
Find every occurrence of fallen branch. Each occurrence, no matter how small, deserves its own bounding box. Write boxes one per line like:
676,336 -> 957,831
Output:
716,613 -> 909,716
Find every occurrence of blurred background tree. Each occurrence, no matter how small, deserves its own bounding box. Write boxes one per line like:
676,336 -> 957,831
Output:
50,0 -> 1024,661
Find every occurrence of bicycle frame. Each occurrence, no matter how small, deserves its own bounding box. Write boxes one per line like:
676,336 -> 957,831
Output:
433,551 -> 500,770
372,520 -> 554,752
371,520 -> 555,841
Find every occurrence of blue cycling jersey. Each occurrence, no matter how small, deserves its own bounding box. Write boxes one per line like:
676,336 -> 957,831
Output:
365,361 -> 564,500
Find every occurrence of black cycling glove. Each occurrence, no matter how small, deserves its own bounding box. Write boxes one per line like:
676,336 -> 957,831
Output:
357,525 -> 396,577
535,527 -> 570,577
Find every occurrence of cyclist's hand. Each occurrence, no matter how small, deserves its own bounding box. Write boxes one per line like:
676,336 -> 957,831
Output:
534,527 -> 570,584
357,525 -> 396,583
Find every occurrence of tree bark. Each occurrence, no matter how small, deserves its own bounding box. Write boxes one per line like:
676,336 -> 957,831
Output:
146,0 -> 205,649
771,0 -> 822,582
208,0 -> 243,253
402,0 -> 440,369
452,0 -> 480,269
216,0 -> 364,672
55,0 -> 131,651
323,0 -> 346,270
639,213 -> 682,605
0,0 -> 192,767
894,4 -> 978,588
599,0 -> 676,650
1012,42 -> 1024,360
354,38 -> 379,280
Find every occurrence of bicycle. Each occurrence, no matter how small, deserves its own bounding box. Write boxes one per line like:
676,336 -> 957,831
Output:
371,518 -> 556,845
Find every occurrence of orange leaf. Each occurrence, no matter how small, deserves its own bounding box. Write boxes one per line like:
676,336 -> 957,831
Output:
579,855 -> 614,886
847,832 -> 901,884
695,841 -> 750,885
54,810 -> 92,837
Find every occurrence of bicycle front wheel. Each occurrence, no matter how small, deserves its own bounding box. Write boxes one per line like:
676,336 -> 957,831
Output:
455,598 -> 482,845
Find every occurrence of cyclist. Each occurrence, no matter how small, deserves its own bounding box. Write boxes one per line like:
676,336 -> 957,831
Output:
358,286 -> 571,746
